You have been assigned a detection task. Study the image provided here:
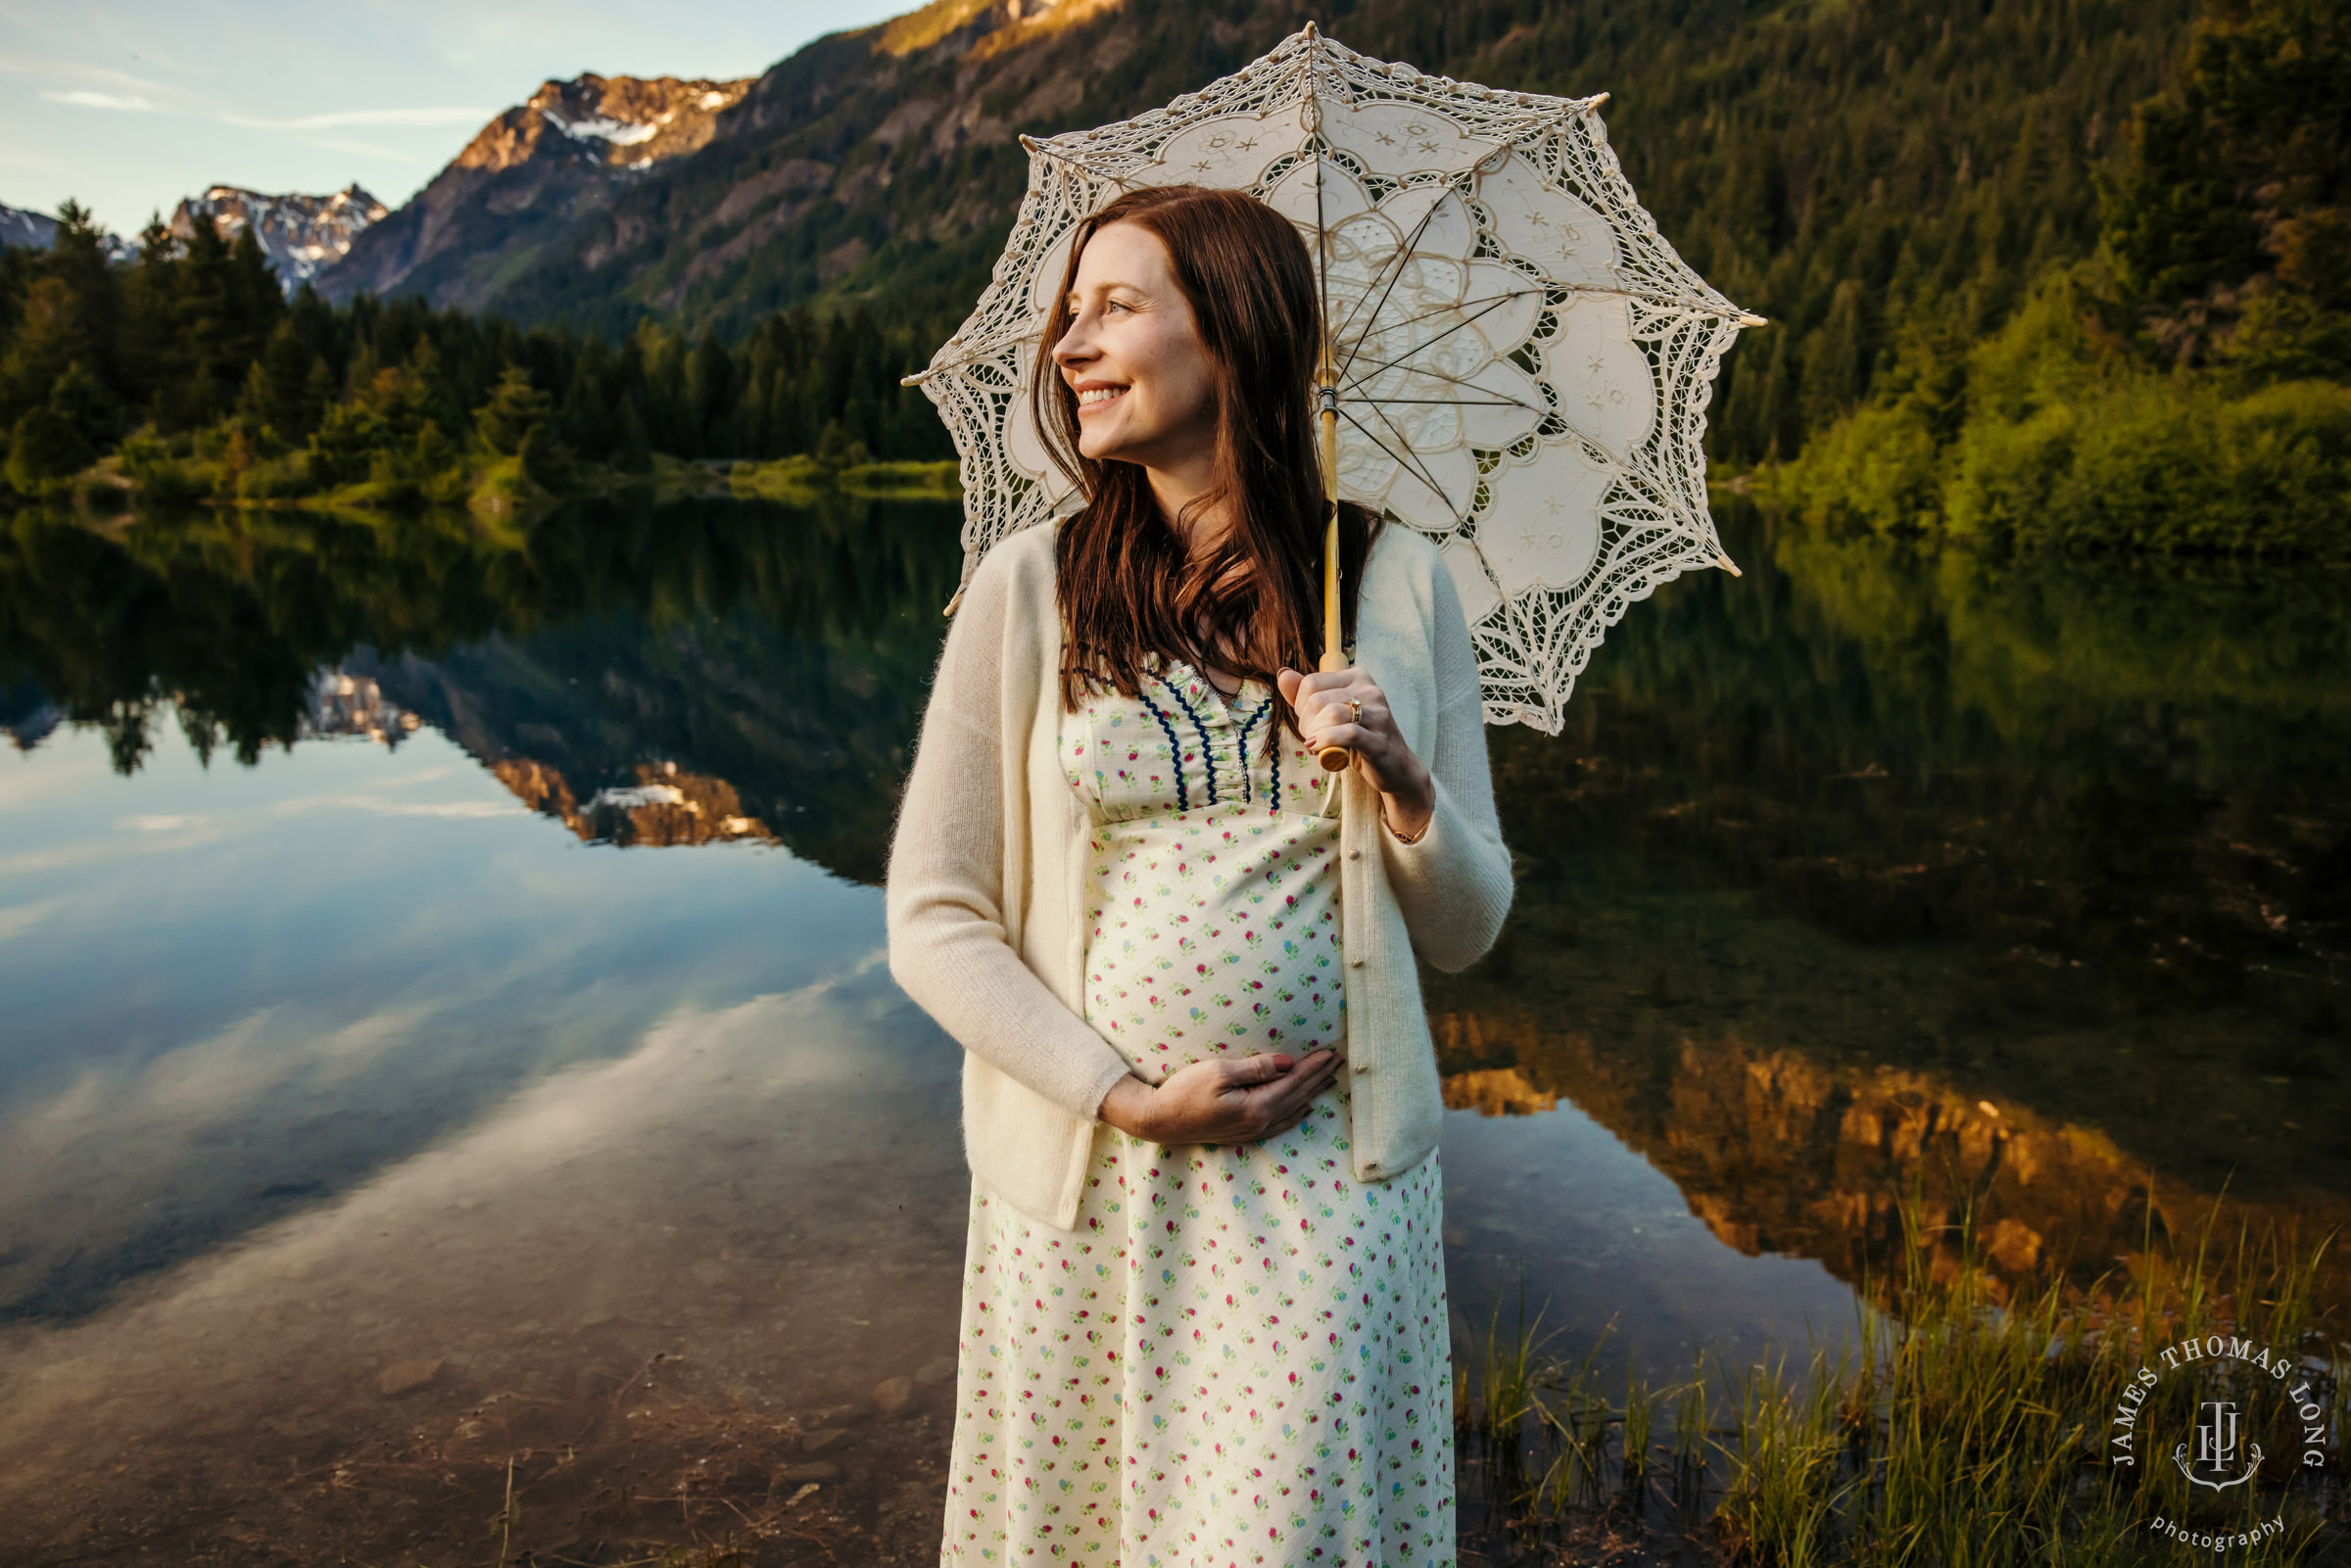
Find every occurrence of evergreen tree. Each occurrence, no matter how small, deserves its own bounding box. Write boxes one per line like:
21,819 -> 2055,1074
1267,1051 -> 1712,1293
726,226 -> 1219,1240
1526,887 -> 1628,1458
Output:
473,364 -> 552,455
4,360 -> 109,494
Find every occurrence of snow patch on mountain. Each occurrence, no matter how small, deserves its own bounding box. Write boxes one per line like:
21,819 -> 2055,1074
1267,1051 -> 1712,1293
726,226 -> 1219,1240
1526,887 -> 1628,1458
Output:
545,111 -> 661,147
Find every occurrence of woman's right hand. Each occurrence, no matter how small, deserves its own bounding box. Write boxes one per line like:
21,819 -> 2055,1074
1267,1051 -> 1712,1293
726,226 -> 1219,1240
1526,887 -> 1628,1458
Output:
1097,1050 -> 1343,1145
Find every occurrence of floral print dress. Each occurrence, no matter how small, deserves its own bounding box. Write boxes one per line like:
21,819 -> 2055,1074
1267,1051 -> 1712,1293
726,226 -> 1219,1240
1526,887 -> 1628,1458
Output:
941,658 -> 1453,1566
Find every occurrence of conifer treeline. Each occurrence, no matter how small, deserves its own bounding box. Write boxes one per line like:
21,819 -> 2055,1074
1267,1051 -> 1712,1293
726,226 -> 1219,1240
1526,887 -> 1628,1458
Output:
0,213 -> 951,500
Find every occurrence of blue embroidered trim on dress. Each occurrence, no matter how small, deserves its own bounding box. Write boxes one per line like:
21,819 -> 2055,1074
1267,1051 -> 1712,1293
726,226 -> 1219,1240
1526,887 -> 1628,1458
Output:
1151,671 -> 1223,806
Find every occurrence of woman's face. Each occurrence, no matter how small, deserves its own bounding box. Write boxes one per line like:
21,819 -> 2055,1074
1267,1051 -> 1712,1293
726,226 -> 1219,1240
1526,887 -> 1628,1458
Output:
1050,220 -> 1217,471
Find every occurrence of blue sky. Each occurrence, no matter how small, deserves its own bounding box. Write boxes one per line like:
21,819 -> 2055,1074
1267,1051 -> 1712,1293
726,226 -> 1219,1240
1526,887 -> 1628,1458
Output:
1,0 -> 909,234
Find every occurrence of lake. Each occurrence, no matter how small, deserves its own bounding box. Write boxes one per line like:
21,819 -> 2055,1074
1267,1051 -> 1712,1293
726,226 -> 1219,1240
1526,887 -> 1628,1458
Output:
0,495 -> 2343,1562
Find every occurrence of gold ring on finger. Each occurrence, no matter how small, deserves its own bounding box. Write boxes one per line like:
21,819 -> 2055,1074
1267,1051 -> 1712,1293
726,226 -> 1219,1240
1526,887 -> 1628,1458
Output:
1348,698 -> 1363,725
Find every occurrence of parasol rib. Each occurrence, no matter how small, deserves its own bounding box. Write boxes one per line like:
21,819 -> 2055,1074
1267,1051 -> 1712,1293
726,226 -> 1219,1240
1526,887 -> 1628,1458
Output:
1339,404 -> 1473,530
1341,289 -> 1537,390
1343,361 -> 1550,404
1351,274 -> 1762,338
1019,135 -> 1141,191
1341,286 -> 1549,354
902,332 -> 1045,387
1354,396 -> 1544,408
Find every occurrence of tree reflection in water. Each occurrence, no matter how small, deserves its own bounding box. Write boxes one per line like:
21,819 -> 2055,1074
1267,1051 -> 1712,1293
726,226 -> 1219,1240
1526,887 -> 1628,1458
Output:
4,495 -> 2345,1311
1433,502 -> 2350,1318
0,494 -> 959,880
0,494 -> 2344,1555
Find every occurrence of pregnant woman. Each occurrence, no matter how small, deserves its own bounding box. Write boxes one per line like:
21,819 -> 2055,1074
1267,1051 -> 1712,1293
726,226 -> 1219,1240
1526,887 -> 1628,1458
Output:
886,184 -> 1513,1565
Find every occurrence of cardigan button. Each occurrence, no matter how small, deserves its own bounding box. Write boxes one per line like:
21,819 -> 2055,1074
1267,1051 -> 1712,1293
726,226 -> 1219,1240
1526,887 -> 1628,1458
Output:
1351,1061 -> 1371,1076
1349,958 -> 1365,969
1347,849 -> 1361,861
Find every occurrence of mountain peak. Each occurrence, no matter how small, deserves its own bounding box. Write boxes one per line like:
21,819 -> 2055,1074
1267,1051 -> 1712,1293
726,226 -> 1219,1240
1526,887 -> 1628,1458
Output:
0,201 -> 136,261
0,203 -> 59,252
455,73 -> 753,175
168,184 -> 390,292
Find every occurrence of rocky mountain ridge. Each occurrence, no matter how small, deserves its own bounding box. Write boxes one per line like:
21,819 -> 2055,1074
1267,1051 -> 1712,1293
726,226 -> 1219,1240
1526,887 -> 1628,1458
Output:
314,0 -> 1177,329
7,71 -> 745,302
0,202 -> 135,261
456,74 -> 752,174
168,184 -> 387,292
319,73 -> 752,308
0,204 -> 58,252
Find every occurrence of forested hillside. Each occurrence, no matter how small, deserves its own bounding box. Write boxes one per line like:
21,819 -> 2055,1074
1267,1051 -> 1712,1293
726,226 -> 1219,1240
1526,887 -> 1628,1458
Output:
461,0 -> 2204,472
1782,0 -> 2348,555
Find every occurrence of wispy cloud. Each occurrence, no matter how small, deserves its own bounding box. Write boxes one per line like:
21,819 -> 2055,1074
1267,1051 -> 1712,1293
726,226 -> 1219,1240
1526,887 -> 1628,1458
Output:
0,898 -> 61,942
203,105 -> 495,163
11,54 -> 485,143
42,88 -> 153,111
268,134 -> 421,166
270,793 -> 517,820
0,52 -> 168,95
252,106 -> 493,130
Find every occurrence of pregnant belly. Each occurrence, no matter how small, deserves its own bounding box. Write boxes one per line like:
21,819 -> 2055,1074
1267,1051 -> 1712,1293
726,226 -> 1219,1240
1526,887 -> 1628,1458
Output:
1080,892 -> 1346,1081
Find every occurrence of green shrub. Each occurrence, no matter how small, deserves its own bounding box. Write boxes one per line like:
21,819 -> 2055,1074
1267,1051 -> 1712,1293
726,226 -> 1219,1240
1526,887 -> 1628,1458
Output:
4,404 -> 93,496
235,450 -> 316,500
1786,260 -> 2350,560
1947,378 -> 2351,558
1776,399 -> 1943,535
118,426 -> 210,505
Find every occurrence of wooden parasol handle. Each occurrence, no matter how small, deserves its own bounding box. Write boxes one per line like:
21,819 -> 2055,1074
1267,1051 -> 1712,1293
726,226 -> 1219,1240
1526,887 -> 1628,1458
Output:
1315,369 -> 1350,772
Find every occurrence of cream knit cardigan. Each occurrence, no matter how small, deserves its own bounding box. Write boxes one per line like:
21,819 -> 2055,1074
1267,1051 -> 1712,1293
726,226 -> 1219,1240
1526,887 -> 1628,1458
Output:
885,517 -> 1514,1231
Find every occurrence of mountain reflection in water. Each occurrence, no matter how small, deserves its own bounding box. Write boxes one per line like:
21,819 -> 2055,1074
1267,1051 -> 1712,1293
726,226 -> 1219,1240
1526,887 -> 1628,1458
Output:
0,495 -> 2343,1558
0,493 -> 956,880
1432,515 -> 2349,1315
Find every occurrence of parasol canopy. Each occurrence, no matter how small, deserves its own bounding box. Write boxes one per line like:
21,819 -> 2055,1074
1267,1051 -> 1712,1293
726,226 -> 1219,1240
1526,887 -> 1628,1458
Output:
906,24 -> 1762,733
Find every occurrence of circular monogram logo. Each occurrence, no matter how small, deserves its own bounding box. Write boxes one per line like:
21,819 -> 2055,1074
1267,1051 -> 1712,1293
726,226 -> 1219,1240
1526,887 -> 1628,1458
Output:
2111,1333 -> 2336,1550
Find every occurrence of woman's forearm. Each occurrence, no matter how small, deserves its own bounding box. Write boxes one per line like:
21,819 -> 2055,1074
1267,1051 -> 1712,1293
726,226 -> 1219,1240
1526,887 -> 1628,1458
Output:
1378,754 -> 1435,838
1097,1073 -> 1158,1137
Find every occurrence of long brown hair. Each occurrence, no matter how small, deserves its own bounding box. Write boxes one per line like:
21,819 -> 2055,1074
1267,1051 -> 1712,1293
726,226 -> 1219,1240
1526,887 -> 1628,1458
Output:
1032,184 -> 1382,750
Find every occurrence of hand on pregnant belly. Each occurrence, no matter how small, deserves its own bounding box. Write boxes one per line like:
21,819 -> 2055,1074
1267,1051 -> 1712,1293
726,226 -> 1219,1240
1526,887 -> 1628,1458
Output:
1097,1048 -> 1341,1146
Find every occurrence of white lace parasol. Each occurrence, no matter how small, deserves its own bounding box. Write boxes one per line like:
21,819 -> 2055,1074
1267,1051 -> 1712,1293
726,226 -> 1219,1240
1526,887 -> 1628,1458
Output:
905,24 -> 1762,733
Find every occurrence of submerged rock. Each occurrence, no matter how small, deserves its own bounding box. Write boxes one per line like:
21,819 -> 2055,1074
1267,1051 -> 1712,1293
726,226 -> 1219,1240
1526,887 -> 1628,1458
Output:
376,1358 -> 443,1398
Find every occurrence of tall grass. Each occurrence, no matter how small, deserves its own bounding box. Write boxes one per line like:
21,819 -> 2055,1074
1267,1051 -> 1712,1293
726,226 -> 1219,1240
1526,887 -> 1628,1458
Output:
1457,1195 -> 2345,1563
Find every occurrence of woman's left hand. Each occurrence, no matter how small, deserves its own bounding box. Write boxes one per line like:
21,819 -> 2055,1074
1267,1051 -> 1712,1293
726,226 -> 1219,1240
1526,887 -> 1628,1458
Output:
1275,666 -> 1435,840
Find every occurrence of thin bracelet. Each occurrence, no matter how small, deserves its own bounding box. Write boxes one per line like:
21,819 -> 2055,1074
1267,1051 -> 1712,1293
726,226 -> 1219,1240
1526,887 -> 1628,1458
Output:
1385,806 -> 1430,845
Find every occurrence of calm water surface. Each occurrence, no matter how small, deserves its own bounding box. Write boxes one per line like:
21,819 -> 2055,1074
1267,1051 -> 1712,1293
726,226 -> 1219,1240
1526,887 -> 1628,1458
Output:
1,496 -> 2343,1561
